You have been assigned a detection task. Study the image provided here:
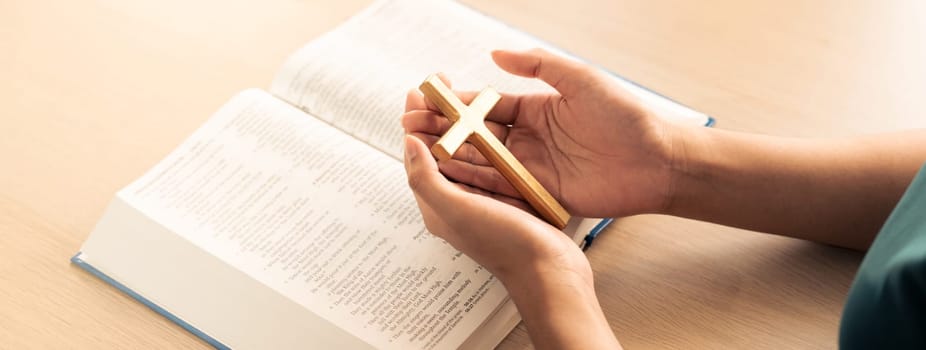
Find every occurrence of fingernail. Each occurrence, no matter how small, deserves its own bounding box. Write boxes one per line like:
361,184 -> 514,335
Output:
404,135 -> 418,162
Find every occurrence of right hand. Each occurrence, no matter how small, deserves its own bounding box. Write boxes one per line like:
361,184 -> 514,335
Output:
402,48 -> 681,218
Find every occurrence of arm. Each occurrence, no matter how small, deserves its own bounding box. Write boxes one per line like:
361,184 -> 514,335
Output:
667,127 -> 926,250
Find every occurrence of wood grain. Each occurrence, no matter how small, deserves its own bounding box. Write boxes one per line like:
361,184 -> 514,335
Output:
2,0 -> 924,349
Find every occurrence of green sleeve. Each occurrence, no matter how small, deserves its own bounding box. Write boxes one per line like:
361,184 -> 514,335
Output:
840,163 -> 926,349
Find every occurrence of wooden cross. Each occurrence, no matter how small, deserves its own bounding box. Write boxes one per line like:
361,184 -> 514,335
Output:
419,74 -> 571,229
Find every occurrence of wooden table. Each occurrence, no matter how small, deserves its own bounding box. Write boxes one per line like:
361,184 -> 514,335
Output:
2,0 -> 924,348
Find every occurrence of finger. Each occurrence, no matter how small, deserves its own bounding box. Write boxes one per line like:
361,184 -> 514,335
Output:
453,182 -> 535,214
491,48 -> 596,98
436,72 -> 453,89
405,89 -> 427,112
401,110 -> 510,141
409,132 -> 492,166
439,159 -> 522,199
401,111 -> 447,134
403,134 -> 469,221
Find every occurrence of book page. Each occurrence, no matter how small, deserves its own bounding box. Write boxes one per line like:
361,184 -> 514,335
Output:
270,0 -> 709,160
118,89 -> 508,350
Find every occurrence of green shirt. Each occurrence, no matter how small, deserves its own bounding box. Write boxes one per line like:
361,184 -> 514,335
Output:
840,163 -> 926,349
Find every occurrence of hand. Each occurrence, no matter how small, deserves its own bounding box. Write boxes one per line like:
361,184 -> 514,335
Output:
402,134 -> 591,285
403,134 -> 620,349
402,48 -> 679,218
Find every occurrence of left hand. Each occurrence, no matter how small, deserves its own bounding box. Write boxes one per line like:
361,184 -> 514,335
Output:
402,133 -> 592,286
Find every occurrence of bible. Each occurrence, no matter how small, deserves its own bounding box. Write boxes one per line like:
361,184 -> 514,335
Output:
73,0 -> 713,349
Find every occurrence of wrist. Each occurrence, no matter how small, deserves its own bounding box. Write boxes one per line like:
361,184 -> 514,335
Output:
662,123 -> 717,217
501,261 -> 621,349
652,119 -> 701,216
501,260 -> 595,302
496,242 -> 596,311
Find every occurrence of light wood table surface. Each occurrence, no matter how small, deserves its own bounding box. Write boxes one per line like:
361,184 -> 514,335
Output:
2,0 -> 925,349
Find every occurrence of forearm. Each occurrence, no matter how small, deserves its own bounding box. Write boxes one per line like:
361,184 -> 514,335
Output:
665,126 -> 926,250
504,268 -> 621,350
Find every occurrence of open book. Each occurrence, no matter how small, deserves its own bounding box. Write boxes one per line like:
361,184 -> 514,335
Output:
73,0 -> 713,349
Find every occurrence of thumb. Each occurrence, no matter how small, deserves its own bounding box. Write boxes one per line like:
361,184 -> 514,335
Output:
403,135 -> 463,216
491,48 -> 595,97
